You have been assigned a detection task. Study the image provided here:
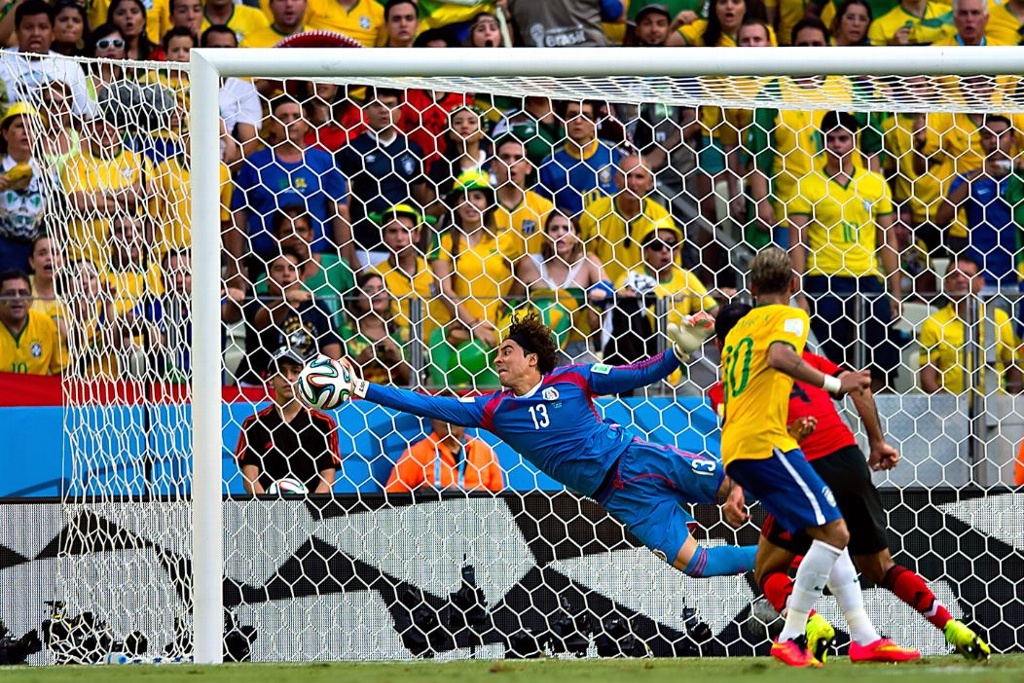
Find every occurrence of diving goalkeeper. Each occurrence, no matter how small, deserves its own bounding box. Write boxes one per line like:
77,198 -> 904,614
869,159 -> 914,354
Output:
321,313 -> 756,578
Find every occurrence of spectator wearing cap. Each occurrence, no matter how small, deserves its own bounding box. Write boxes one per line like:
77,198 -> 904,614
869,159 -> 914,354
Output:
578,152 -> 677,285
429,170 -> 516,351
629,2 -> 674,45
337,86 -> 427,268
384,0 -> 418,47
0,102 -> 48,272
385,406 -> 504,493
228,248 -> 342,386
508,0 -> 625,47
367,204 -> 453,340
241,0 -> 307,47
787,111 -> 901,392
305,0 -> 385,46
493,136 -> 555,260
229,94 -> 353,287
200,0 -> 269,45
61,98 -> 153,264
605,223 -> 715,384
235,346 -> 340,495
537,99 -> 624,217
83,24 -> 127,104
867,0 -> 952,44
0,0 -> 94,118
341,271 -> 412,386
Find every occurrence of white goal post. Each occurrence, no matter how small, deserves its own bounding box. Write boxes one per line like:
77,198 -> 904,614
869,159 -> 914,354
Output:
188,46 -> 1024,664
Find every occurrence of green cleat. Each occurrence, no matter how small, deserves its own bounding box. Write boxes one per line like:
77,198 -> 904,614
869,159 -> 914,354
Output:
945,619 -> 991,661
805,613 -> 836,664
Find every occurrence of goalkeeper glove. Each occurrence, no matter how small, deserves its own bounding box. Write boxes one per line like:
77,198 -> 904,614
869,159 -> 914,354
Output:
666,312 -> 716,362
337,357 -> 370,399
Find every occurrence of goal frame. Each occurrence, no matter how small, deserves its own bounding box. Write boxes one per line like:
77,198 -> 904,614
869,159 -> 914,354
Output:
188,45 -> 1024,664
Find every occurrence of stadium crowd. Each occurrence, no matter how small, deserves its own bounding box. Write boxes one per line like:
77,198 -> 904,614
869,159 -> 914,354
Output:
0,0 -> 1022,400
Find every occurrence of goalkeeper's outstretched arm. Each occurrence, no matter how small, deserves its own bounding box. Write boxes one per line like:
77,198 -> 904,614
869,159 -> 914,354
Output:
359,382 -> 486,429
586,350 -> 682,395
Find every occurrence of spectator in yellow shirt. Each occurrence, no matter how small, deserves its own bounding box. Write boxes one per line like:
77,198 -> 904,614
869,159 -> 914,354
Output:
27,234 -> 66,341
0,269 -> 65,375
242,0 -> 307,47
868,0 -> 952,44
305,0 -> 386,47
201,0 -> 270,43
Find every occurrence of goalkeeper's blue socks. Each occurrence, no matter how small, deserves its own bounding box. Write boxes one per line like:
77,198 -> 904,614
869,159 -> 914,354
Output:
682,544 -> 757,577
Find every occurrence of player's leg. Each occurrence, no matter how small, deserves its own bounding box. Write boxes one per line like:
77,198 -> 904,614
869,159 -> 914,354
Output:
598,442 -> 756,577
728,449 -> 845,667
754,517 -> 837,663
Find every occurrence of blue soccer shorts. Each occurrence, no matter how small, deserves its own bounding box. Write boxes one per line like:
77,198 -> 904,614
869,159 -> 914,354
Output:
596,439 -> 724,564
727,447 -> 842,534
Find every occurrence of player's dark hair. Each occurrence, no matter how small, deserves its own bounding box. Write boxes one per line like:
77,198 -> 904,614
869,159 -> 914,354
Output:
791,16 -> 830,44
715,302 -> 753,344
15,0 -> 54,29
200,24 -> 236,47
820,110 -> 861,136
383,0 -> 417,21
162,25 -> 196,50
505,313 -> 558,375
0,269 -> 31,292
750,246 -> 795,296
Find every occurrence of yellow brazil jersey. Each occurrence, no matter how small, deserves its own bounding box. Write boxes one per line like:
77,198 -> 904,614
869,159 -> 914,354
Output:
494,190 -> 554,260
305,0 -> 386,47
919,303 -> 1020,394
986,0 -> 1024,44
152,157 -> 232,253
1,310 -> 66,375
240,24 -> 295,47
61,148 -> 153,264
368,256 -> 452,338
578,195 -> 676,285
201,4 -> 270,43
28,277 -> 66,326
102,263 -> 163,316
88,0 -> 170,45
428,231 -> 515,326
678,19 -> 777,46
881,113 -> 944,225
868,1 -> 953,45
749,76 -> 862,210
786,167 -> 894,278
720,304 -> 809,466
767,0 -> 810,45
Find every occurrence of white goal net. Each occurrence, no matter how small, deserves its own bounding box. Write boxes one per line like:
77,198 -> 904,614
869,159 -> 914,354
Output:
0,46 -> 1021,665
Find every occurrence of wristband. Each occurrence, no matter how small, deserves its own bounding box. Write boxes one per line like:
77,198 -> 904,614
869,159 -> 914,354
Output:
821,374 -> 841,394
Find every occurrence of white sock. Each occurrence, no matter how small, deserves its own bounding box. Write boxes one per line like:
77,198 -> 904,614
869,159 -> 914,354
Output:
778,540 -> 841,642
827,548 -> 880,645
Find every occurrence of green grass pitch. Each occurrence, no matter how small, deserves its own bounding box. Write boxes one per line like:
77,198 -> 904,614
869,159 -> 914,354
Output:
3,655 -> 1023,683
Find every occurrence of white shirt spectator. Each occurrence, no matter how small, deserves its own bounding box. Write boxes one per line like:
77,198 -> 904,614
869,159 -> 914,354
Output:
0,48 -> 95,117
219,76 -> 260,160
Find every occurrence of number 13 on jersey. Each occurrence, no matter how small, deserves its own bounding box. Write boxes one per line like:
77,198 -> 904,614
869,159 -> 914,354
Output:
529,404 -> 550,429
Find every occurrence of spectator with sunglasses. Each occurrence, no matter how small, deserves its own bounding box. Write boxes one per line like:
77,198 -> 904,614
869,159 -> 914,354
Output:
83,24 -> 125,103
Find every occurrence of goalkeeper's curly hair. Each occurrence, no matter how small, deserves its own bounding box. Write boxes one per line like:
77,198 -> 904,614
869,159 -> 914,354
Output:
505,313 -> 559,375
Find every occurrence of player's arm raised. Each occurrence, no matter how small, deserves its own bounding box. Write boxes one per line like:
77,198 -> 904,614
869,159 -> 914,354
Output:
334,359 -> 486,428
767,341 -> 870,396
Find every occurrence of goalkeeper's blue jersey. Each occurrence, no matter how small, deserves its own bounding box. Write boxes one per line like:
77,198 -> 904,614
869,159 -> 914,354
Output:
364,351 -> 681,496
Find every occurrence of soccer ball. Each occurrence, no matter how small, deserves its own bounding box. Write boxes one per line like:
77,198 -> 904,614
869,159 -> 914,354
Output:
266,478 -> 308,496
296,356 -> 349,410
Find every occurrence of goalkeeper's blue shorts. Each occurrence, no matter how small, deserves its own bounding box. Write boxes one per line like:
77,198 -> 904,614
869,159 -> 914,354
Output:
595,440 -> 723,564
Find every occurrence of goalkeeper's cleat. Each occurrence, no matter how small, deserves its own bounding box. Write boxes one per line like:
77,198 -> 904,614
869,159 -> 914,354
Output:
805,613 -> 836,664
944,619 -> 991,661
771,636 -> 822,668
849,638 -> 921,663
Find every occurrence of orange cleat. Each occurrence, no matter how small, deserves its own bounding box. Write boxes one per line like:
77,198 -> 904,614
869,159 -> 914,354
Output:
772,636 -> 823,668
849,638 -> 921,663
